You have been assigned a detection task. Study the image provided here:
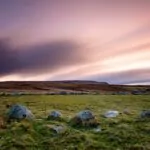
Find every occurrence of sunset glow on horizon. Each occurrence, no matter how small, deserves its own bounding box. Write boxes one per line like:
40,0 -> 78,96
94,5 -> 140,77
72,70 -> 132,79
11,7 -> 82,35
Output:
0,0 -> 150,84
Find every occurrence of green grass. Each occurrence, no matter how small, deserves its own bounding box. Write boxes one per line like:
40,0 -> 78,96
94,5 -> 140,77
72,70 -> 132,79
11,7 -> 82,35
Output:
0,95 -> 150,150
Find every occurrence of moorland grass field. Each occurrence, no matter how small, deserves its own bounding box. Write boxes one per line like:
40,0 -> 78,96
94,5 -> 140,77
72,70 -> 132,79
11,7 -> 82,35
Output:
0,95 -> 150,150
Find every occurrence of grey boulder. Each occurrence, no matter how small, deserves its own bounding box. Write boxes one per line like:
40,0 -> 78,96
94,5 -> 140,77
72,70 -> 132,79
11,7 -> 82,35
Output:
7,104 -> 34,121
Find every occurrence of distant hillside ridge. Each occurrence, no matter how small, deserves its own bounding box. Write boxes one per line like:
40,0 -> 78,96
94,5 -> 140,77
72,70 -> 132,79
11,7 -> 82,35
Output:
52,80 -> 109,85
0,81 -> 150,93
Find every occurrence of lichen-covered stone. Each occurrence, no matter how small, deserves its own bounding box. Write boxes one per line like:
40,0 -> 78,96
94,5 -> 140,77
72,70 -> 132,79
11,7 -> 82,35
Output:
71,110 -> 99,127
6,104 -> 34,121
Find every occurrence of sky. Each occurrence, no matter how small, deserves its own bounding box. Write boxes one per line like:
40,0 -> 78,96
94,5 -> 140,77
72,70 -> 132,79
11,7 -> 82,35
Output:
0,0 -> 150,84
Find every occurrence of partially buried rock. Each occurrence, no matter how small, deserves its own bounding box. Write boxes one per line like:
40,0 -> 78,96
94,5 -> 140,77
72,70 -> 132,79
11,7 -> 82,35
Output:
47,110 -> 62,120
70,110 -> 99,127
52,125 -> 66,134
93,126 -> 102,133
6,104 -> 34,122
46,124 -> 66,134
104,110 -> 119,118
123,108 -> 132,115
140,110 -> 150,118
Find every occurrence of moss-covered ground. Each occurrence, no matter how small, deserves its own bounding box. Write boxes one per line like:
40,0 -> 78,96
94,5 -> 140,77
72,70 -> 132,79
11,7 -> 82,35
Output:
0,95 -> 150,150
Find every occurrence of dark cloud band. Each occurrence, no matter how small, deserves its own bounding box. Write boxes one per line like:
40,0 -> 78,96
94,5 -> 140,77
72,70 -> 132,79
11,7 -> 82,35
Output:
0,39 -> 86,76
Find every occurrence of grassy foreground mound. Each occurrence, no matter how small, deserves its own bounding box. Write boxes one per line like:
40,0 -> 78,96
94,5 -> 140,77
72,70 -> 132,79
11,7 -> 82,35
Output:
0,95 -> 150,150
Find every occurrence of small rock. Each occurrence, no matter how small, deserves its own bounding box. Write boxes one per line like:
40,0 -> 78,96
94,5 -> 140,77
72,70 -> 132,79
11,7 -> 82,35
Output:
104,110 -> 119,118
47,110 -> 62,120
53,125 -> 66,134
46,125 -> 66,134
93,126 -> 102,133
123,108 -> 131,115
140,110 -> 150,118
